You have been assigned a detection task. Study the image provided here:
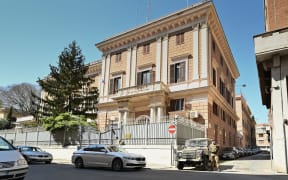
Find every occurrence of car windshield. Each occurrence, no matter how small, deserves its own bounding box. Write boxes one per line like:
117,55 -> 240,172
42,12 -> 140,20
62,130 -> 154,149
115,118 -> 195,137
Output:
21,147 -> 43,152
107,146 -> 127,153
185,139 -> 208,147
0,137 -> 15,151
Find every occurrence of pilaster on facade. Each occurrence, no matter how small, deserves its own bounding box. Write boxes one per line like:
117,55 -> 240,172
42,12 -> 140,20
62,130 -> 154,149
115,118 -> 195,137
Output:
200,23 -> 208,79
104,54 -> 111,97
125,47 -> 132,88
100,56 -> 106,97
161,35 -> 168,84
156,37 -> 162,82
130,45 -> 137,87
192,25 -> 199,80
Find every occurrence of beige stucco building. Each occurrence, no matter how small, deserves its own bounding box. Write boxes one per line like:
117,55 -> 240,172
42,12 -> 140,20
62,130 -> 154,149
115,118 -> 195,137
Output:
255,123 -> 271,150
235,94 -> 256,148
90,1 -> 240,148
254,0 -> 288,173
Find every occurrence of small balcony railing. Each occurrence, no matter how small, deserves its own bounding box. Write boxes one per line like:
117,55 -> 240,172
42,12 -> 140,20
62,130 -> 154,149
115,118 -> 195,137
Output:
99,81 -> 169,103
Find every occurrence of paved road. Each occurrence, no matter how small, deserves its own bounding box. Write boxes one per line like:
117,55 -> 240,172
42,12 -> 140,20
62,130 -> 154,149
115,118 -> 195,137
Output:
24,152 -> 287,180
25,163 -> 287,180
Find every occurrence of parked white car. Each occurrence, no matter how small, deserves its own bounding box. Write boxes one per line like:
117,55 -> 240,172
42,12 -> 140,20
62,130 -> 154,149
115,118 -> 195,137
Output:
72,144 -> 146,171
16,146 -> 53,164
0,136 -> 28,180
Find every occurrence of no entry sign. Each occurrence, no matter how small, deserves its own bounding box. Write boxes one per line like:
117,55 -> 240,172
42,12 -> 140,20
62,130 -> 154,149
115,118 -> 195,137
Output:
168,124 -> 176,134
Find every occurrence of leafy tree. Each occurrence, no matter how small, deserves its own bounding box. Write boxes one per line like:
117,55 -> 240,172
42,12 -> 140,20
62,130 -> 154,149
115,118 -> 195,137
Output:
35,41 -> 98,128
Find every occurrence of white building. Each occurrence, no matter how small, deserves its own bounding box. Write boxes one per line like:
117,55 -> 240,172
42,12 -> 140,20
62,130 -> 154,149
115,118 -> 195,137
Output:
253,0 -> 288,173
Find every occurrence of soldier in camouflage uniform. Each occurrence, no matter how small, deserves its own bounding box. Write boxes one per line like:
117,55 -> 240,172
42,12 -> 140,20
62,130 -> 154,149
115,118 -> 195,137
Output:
208,140 -> 220,171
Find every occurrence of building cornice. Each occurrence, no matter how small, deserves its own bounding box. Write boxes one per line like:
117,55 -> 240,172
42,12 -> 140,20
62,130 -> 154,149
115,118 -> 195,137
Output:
95,1 -> 211,53
207,5 -> 240,79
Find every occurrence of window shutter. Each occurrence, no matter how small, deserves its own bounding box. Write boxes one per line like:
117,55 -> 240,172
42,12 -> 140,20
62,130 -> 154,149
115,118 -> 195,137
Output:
170,64 -> 175,83
151,70 -> 155,84
180,62 -> 185,82
170,99 -> 176,111
137,72 -> 142,86
109,79 -> 114,94
176,35 -> 180,45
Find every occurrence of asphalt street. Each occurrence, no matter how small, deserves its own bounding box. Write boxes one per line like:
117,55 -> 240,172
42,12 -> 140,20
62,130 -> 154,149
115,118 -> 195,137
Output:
24,152 -> 287,180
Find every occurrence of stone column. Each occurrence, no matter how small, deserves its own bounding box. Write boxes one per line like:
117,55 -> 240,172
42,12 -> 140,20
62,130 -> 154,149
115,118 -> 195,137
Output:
161,35 -> 168,84
157,106 -> 163,123
192,25 -> 199,80
156,37 -> 162,82
150,107 -> 155,123
123,111 -> 128,124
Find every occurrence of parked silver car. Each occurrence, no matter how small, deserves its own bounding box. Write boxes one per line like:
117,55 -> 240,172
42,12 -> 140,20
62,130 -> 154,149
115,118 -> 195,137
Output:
0,136 -> 28,180
72,144 -> 146,171
16,146 -> 53,164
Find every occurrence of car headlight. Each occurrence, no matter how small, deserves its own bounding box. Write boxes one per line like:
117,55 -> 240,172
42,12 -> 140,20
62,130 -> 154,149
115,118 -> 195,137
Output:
16,159 -> 28,166
177,152 -> 182,158
123,156 -> 136,160
196,151 -> 202,157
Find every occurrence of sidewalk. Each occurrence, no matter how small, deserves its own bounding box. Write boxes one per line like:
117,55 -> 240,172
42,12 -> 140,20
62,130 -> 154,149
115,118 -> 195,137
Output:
52,152 -> 282,175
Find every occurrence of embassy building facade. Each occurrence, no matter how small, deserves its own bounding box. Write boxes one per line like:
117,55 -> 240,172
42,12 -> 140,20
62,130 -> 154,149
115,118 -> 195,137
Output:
90,1 -> 239,147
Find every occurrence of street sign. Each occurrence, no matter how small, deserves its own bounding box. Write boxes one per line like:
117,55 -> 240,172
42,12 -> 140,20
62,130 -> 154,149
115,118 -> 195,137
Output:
168,124 -> 176,134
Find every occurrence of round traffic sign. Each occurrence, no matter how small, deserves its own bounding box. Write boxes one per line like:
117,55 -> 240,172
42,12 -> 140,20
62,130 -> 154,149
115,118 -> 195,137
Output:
168,124 -> 176,134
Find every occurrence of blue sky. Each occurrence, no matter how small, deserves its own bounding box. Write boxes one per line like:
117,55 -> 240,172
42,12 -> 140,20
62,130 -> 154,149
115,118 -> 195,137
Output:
0,0 -> 267,123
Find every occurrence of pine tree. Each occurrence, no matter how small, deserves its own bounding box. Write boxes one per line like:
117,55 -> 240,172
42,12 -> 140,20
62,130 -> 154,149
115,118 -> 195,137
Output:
6,106 -> 16,129
36,41 -> 98,119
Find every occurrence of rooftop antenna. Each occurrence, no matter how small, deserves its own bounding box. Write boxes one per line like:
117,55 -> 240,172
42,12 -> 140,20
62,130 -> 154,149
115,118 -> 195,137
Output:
146,0 -> 150,23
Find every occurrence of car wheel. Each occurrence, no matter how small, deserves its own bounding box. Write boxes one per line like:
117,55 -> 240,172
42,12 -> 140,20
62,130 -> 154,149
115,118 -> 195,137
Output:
75,157 -> 84,168
112,158 -> 123,171
45,160 -> 52,164
177,162 -> 184,170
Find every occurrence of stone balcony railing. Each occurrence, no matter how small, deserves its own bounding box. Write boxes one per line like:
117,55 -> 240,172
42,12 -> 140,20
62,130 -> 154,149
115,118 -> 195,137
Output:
99,81 -> 169,103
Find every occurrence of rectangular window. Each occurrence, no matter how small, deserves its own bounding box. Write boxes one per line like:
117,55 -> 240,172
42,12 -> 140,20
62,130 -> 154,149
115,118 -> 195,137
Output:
222,129 -> 226,145
143,44 -> 150,54
109,77 -> 121,94
137,70 -> 154,86
286,76 -> 288,101
213,68 -> 217,86
213,102 -> 218,116
212,40 -> 216,52
115,53 -> 121,63
170,62 -> 186,83
214,124 -> 218,143
170,98 -> 184,111
220,56 -> 224,66
176,32 -> 184,45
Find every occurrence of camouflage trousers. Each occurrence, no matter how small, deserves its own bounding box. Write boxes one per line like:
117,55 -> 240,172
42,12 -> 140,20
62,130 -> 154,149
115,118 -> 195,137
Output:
210,153 -> 219,170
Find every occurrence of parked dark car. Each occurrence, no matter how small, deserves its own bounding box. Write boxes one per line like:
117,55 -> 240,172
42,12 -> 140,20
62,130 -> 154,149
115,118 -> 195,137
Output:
16,146 -> 53,164
220,147 -> 238,160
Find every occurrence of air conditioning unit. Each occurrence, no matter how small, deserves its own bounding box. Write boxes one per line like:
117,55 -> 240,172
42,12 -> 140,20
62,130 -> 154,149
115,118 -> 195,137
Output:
190,111 -> 198,118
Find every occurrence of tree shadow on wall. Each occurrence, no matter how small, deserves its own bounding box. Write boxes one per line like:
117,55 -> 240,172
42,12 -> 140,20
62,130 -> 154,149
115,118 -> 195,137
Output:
51,127 -> 79,147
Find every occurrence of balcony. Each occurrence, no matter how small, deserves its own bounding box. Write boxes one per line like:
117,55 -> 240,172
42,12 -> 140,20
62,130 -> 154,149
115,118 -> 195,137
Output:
254,27 -> 288,62
99,81 -> 169,103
